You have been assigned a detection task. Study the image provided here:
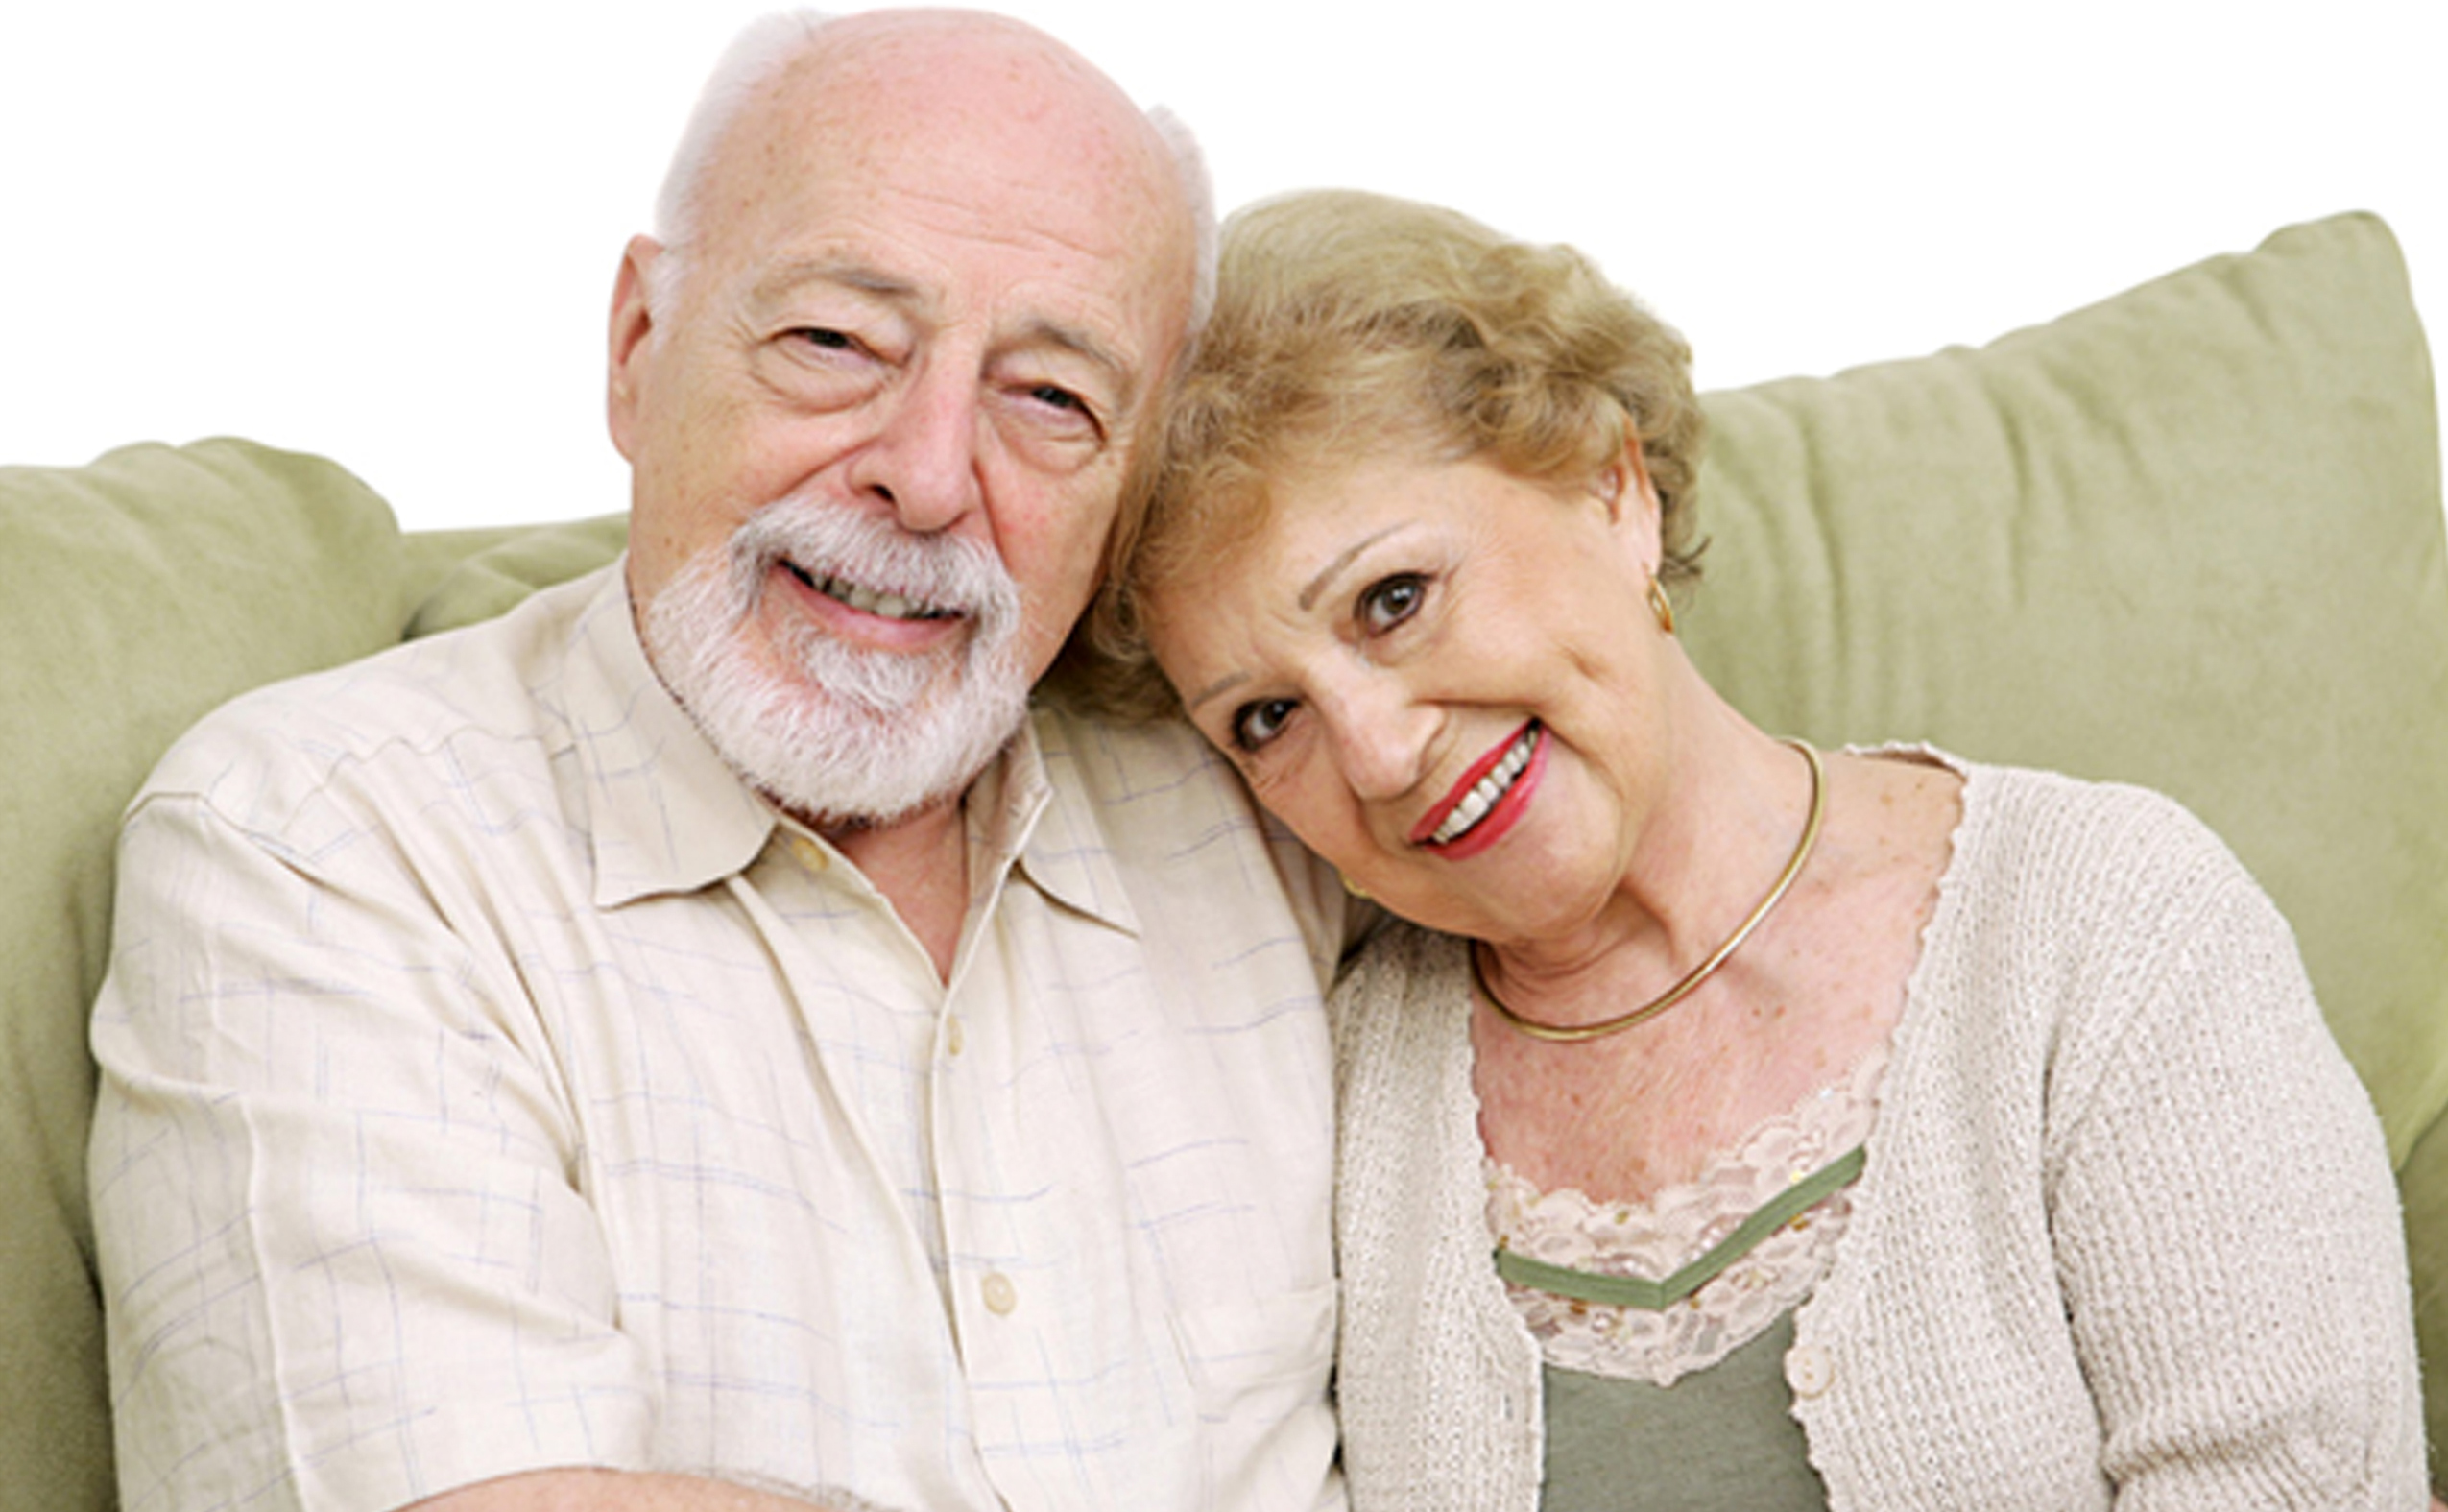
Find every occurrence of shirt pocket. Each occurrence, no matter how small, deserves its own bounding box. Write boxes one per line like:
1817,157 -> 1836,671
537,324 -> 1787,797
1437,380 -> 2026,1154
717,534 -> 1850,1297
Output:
1171,1280 -> 1339,1406
1170,1282 -> 1342,1508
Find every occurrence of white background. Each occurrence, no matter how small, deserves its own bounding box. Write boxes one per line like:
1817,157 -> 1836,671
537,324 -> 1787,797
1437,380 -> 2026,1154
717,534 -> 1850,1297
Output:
3,0 -> 2438,532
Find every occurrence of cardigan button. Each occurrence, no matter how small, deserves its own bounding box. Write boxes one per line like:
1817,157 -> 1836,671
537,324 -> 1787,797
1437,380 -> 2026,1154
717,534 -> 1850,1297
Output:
1785,1343 -> 1835,1398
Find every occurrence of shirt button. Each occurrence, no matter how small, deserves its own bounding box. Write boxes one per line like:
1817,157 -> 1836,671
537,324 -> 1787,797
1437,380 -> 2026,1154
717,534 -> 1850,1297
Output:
1785,1343 -> 1835,1398
981,1272 -> 1019,1316
790,835 -> 828,873
946,1018 -> 966,1057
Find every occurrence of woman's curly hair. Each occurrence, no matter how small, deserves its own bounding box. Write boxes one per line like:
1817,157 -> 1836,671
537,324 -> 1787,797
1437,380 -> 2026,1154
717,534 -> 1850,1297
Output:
1061,187 -> 1707,718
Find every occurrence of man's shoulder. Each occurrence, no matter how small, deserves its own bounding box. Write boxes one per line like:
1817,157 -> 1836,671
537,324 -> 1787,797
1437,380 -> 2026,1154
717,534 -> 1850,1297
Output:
1028,701 -> 1246,816
1027,701 -> 1348,971
1026,701 -> 1325,866
139,566 -> 619,822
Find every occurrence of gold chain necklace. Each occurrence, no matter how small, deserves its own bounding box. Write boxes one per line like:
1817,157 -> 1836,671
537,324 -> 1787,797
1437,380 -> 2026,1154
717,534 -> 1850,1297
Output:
1472,738 -> 1825,1044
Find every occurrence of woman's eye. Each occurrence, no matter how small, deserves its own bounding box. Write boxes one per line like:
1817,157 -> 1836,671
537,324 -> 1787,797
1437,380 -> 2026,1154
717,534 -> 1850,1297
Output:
1231,697 -> 1298,752
794,326 -> 855,350
1359,574 -> 1427,635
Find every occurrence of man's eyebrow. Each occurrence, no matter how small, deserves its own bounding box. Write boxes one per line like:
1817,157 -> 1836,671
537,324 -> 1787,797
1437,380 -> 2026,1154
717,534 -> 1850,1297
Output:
1297,525 -> 1405,612
750,258 -> 922,306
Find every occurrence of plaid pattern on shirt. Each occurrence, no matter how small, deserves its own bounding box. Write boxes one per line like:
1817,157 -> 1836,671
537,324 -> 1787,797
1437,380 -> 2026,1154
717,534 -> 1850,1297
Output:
90,565 -> 1349,1512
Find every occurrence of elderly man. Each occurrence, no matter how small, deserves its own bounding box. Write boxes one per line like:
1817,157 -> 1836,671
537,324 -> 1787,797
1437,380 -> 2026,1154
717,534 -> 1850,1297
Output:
87,11 -> 1346,1512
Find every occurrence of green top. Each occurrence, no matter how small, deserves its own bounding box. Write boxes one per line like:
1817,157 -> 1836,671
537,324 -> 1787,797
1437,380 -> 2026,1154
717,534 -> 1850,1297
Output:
1540,1313 -> 1826,1512
1500,1146 -> 1865,1509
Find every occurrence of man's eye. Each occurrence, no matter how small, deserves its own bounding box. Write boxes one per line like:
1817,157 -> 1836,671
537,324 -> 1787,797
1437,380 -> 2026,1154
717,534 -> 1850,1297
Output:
1359,574 -> 1427,635
1022,383 -> 1105,438
760,326 -> 888,411
1231,697 -> 1298,753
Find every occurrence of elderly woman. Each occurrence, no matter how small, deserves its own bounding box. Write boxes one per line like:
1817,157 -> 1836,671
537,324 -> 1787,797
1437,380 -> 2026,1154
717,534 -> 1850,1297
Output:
1078,189 -> 2427,1508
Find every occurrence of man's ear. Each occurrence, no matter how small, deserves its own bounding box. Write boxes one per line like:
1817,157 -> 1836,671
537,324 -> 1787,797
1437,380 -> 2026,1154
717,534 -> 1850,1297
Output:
607,235 -> 665,463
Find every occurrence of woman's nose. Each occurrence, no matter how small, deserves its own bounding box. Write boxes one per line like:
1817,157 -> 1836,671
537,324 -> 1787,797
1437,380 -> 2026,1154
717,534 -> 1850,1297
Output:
1320,676 -> 1434,803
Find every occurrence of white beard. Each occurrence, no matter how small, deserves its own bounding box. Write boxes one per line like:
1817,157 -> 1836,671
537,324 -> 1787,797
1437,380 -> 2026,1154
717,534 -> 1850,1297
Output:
640,497 -> 1031,828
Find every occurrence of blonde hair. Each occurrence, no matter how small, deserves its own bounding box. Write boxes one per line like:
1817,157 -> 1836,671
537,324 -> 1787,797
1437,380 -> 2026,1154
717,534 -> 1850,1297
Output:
1066,187 -> 1707,718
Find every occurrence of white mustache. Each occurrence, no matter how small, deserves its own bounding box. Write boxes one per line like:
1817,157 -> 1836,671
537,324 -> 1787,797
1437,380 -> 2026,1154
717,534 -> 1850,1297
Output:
725,495 -> 1021,648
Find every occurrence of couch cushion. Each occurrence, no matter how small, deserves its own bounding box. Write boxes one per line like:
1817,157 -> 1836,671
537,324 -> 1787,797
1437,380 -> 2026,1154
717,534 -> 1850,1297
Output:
1678,211 -> 2448,1476
0,439 -> 409,1511
404,512 -> 629,638
1685,211 -> 2446,1155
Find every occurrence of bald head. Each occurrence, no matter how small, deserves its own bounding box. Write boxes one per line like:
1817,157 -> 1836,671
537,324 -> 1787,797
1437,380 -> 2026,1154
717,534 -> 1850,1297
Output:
651,9 -> 1211,333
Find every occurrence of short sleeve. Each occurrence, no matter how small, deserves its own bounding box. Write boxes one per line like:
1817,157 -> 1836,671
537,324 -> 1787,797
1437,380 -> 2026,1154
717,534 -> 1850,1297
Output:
89,784 -> 656,1512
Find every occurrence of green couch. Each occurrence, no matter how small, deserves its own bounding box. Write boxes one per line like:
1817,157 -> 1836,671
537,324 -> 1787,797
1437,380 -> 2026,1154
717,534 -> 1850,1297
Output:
5,210 -> 2441,1506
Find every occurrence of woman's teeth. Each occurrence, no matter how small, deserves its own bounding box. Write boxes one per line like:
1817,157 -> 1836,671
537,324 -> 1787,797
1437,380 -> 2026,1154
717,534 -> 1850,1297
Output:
1430,726 -> 1539,846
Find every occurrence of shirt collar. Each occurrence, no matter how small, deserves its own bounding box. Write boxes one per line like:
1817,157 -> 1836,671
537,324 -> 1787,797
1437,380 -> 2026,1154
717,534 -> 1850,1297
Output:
1002,705 -> 1144,937
564,566 -> 779,907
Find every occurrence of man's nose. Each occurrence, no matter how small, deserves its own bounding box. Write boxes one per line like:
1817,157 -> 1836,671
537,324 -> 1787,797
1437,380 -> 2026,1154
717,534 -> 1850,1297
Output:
849,360 -> 983,534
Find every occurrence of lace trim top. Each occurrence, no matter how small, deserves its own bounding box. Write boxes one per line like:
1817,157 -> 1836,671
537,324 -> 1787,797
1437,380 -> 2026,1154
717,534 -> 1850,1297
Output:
1484,1042 -> 1888,1387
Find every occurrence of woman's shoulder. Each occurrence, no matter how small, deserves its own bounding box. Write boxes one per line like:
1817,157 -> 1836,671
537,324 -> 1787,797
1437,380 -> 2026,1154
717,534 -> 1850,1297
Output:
1336,918 -> 1470,1011
1897,746 -> 2307,1049
1865,745 -> 2267,922
1330,920 -> 1475,1057
1345,913 -> 1459,969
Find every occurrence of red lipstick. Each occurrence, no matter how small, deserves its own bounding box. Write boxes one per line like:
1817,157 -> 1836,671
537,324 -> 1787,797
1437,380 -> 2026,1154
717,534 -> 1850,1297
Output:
1411,722 -> 1546,860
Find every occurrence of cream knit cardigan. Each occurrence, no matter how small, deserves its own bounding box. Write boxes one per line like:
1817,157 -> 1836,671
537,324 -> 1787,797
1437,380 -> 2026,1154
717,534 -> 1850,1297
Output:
1332,759 -> 2426,1509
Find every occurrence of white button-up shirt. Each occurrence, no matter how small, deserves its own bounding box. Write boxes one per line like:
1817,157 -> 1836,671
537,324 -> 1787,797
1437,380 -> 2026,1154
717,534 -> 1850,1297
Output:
90,566 -> 1348,1512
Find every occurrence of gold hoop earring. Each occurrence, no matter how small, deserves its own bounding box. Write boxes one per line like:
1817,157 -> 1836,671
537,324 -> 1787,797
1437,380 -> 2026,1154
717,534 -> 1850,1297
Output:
1647,577 -> 1677,636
